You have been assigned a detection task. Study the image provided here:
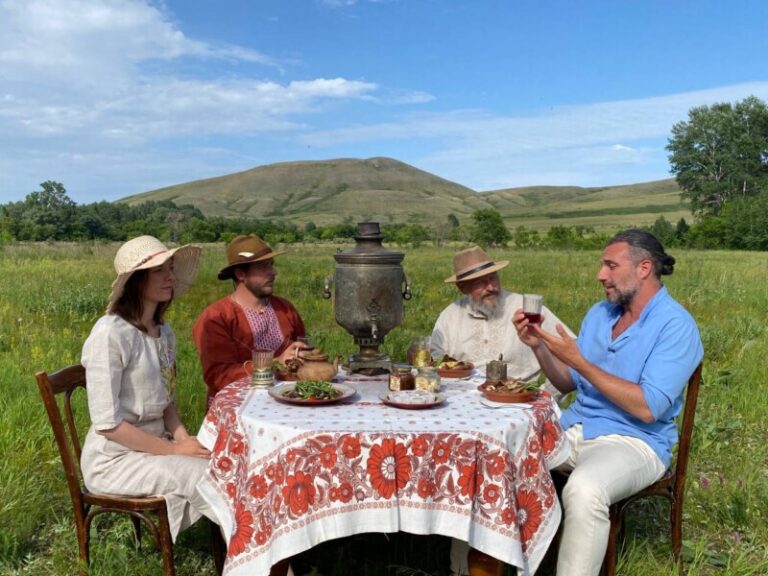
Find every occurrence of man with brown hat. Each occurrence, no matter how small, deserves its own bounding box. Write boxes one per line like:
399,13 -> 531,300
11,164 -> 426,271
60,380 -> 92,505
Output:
193,234 -> 307,404
433,245 -> 572,576
431,245 -> 571,375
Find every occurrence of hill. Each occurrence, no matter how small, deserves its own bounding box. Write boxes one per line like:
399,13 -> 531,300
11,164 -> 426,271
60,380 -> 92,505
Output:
120,157 -> 493,227
482,179 -> 689,231
119,157 -> 690,230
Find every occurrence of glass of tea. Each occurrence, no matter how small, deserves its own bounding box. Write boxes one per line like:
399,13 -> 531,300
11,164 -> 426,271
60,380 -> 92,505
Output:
251,349 -> 274,389
522,294 -> 544,325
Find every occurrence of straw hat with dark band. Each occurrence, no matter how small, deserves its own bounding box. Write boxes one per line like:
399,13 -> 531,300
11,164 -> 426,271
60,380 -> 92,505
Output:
444,246 -> 508,283
108,235 -> 202,312
217,234 -> 285,280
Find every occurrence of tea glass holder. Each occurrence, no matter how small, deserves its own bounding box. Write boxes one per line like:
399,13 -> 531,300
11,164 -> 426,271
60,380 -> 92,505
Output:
250,349 -> 274,389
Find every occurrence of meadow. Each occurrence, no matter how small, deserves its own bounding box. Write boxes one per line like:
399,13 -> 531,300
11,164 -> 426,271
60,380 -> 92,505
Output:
0,242 -> 766,575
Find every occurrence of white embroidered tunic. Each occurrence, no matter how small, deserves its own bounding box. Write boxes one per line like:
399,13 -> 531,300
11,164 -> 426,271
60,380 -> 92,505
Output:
80,315 -> 208,540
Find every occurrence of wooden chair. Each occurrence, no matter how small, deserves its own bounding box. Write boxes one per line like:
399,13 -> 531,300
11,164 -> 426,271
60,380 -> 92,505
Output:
551,362 -> 703,576
600,362 -> 703,576
36,364 -> 224,576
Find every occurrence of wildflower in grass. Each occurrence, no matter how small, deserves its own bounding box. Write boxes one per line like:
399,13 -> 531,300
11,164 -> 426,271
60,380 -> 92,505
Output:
699,473 -> 711,489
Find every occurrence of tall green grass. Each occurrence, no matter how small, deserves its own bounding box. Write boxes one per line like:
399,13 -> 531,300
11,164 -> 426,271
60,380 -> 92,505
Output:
1,242 -> 766,575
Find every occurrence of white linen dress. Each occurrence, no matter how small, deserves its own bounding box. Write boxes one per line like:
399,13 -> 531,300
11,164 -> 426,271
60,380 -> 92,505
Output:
80,315 -> 209,540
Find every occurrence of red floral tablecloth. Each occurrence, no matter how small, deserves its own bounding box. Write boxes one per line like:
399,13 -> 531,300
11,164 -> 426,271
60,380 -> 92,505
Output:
197,374 -> 569,576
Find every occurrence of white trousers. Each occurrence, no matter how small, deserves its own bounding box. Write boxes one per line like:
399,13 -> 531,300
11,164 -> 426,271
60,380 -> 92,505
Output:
555,425 -> 666,576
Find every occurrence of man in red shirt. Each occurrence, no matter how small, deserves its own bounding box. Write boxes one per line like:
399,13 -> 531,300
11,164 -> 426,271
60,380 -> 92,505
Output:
193,234 -> 307,404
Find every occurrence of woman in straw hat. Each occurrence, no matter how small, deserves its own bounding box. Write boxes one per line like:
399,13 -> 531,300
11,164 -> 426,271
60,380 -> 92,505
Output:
80,235 -> 214,540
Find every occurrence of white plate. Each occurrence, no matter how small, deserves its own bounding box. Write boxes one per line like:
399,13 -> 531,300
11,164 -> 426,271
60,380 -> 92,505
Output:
378,391 -> 446,410
268,382 -> 356,405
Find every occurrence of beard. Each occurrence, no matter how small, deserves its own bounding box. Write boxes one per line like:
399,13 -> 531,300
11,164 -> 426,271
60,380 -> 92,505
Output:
605,283 -> 637,307
244,280 -> 273,299
469,293 -> 503,319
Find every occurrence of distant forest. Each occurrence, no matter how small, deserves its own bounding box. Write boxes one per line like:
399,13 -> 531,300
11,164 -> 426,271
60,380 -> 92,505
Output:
1,178 -> 766,250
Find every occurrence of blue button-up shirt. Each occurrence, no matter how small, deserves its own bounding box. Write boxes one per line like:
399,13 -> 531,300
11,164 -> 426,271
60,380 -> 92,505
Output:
561,286 -> 703,467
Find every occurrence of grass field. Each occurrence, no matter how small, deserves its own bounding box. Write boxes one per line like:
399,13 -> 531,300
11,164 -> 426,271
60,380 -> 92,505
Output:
0,242 -> 766,575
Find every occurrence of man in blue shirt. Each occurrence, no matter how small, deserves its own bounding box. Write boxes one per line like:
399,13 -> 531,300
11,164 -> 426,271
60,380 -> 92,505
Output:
514,229 -> 703,576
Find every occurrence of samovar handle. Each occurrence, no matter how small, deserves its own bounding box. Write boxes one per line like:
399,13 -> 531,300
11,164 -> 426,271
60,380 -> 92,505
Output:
402,275 -> 412,300
322,276 -> 332,300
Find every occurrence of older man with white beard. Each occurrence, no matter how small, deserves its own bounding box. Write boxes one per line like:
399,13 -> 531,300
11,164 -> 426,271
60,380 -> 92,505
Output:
430,245 -> 572,378
430,245 -> 573,576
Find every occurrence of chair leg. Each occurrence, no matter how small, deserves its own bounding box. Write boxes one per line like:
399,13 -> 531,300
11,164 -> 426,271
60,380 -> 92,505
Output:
210,519 -> 226,575
269,558 -> 290,576
156,511 -> 176,576
132,515 -> 143,549
601,504 -> 622,576
77,522 -> 90,576
670,497 -> 683,562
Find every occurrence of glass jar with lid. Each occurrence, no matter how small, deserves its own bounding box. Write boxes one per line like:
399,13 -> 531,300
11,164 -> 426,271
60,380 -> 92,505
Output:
389,364 -> 415,391
414,366 -> 441,393
407,336 -> 432,368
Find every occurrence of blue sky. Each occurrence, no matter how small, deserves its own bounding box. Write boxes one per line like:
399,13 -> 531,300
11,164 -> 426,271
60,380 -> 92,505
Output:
1,0 -> 767,204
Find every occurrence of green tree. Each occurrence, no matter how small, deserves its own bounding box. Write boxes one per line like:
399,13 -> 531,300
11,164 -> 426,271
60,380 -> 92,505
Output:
647,216 -> 677,247
667,96 -> 768,217
720,190 -> 768,250
17,181 -> 77,240
512,225 -> 540,248
469,209 -> 510,247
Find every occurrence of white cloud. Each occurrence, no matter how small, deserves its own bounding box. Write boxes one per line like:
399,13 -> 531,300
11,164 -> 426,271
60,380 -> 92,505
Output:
0,0 -> 379,141
296,82 -> 768,189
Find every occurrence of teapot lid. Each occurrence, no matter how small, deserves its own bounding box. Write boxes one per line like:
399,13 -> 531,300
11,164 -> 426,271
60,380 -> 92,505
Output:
304,350 -> 329,361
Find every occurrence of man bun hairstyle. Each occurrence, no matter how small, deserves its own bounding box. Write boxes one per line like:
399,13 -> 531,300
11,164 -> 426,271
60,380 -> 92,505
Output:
607,229 -> 675,277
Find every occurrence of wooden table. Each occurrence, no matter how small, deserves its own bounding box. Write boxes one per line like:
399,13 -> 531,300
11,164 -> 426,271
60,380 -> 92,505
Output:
196,372 -> 569,576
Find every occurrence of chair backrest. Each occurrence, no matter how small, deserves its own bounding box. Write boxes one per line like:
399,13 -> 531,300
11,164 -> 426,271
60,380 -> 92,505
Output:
36,365 -> 89,528
672,362 -> 703,494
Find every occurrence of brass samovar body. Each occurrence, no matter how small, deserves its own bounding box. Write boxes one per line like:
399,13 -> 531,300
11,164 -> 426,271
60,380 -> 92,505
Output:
330,222 -> 410,374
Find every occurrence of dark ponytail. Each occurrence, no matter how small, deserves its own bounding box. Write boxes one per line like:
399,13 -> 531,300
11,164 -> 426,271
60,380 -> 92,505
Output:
607,229 -> 675,277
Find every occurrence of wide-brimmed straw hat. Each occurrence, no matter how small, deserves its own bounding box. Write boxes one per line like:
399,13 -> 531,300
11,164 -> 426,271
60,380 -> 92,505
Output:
217,234 -> 285,280
444,246 -> 509,283
108,235 -> 202,312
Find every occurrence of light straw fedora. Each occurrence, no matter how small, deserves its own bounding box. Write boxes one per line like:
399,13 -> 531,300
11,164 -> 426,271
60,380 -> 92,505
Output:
217,234 -> 285,280
107,235 -> 202,312
444,246 -> 508,283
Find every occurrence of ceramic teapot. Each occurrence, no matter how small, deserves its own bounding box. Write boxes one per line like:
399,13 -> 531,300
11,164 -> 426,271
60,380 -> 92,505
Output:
297,349 -> 339,381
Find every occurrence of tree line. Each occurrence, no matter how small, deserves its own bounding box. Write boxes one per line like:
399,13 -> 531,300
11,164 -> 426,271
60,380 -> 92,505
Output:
2,96 -> 766,250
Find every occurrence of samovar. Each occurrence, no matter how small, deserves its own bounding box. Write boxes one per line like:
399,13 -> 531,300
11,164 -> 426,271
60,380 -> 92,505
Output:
323,222 -> 411,374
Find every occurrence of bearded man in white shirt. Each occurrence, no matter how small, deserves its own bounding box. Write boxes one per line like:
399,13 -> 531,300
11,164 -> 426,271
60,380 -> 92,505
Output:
430,246 -> 573,576
430,246 -> 572,379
